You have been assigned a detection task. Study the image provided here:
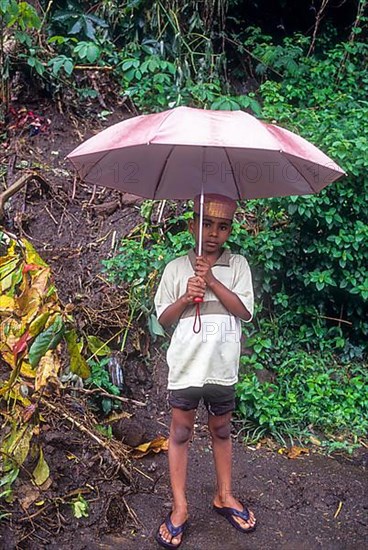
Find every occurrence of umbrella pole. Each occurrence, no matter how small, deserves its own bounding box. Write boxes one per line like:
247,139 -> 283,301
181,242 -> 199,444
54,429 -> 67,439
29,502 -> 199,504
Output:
193,190 -> 204,333
198,190 -> 204,257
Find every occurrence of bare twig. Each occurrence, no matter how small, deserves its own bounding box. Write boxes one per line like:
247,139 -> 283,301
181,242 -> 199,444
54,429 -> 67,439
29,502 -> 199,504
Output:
336,0 -> 367,82
68,387 -> 147,407
0,171 -> 48,220
44,205 -> 58,225
225,35 -> 284,78
88,185 -> 97,205
307,0 -> 330,57
317,315 -> 352,326
74,65 -> 113,71
122,496 -> 143,527
71,173 -> 77,200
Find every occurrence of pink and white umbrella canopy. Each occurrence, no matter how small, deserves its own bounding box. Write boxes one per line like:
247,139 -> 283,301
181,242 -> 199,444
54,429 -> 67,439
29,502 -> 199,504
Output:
67,106 -> 345,200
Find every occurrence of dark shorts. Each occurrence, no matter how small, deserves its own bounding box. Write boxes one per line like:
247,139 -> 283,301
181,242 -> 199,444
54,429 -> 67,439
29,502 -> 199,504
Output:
168,384 -> 235,416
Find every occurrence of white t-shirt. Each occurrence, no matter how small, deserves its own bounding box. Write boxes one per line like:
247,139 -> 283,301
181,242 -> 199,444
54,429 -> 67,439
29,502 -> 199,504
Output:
154,249 -> 254,390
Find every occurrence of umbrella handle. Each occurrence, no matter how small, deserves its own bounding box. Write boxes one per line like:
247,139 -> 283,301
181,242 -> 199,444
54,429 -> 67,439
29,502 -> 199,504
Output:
193,296 -> 203,333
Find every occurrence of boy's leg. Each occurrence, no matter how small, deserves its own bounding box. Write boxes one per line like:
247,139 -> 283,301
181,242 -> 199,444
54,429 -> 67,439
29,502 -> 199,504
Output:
158,407 -> 196,546
208,411 -> 256,530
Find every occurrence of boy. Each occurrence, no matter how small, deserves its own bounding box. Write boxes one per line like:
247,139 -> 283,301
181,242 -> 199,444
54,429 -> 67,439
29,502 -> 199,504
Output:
154,194 -> 256,549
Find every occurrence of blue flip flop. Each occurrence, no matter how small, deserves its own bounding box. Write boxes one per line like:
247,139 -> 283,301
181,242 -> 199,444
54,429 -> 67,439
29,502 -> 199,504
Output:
213,503 -> 256,533
155,513 -> 188,549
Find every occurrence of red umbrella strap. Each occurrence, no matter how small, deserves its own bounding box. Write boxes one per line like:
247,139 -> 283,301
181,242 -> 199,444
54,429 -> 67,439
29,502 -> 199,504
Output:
193,301 -> 202,334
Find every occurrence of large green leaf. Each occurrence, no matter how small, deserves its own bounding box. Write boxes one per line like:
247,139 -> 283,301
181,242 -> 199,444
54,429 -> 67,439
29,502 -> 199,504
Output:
1,424 -> 33,468
86,335 -> 111,357
32,448 -> 50,486
148,314 -> 165,339
28,315 -> 65,367
65,330 -> 90,378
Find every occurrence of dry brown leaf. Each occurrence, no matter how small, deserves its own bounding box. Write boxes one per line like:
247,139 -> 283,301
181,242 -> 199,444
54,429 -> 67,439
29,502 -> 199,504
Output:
132,436 -> 169,458
256,437 -> 278,450
20,361 -> 37,379
103,411 -> 132,424
30,268 -> 50,296
286,446 -> 309,459
0,319 -> 22,367
16,287 -> 42,325
38,476 -> 52,491
22,403 -> 37,422
1,424 -> 34,467
0,347 -> 16,368
35,349 -> 61,391
16,484 -> 41,511
309,435 -> 322,446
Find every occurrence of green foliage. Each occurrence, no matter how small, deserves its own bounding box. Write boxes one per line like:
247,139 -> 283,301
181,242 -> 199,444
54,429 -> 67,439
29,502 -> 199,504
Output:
94,424 -> 113,439
228,33 -> 368,348
118,45 -> 261,113
103,217 -> 193,285
237,351 -> 368,442
28,315 -> 65,367
70,494 -> 89,518
85,338 -> 121,415
224,28 -> 368,441
87,357 -> 118,394
86,357 -> 120,415
1,1 -> 263,110
0,466 -> 18,507
102,205 -> 194,342
51,5 -> 108,41
47,54 -> 74,77
1,0 -> 41,30
0,0 -> 42,98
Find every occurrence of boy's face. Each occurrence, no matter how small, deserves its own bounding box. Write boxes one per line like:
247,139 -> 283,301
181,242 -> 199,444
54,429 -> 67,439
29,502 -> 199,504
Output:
189,214 -> 232,255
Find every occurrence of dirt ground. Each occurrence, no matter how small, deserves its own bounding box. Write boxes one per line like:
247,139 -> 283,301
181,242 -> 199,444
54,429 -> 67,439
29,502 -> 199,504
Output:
0,101 -> 367,549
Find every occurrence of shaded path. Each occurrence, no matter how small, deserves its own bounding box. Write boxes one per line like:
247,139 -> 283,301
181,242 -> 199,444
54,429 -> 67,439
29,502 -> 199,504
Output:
118,424 -> 367,550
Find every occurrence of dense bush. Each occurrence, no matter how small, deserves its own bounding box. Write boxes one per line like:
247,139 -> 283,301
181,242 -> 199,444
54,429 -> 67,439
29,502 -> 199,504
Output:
237,353 -> 368,444
1,0 -> 260,112
238,33 -> 368,347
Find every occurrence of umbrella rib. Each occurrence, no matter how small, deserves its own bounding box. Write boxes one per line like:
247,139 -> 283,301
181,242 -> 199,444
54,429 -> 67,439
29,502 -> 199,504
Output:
73,150 -> 112,184
152,144 -> 176,199
223,147 -> 241,200
149,109 -> 177,142
283,153 -> 318,194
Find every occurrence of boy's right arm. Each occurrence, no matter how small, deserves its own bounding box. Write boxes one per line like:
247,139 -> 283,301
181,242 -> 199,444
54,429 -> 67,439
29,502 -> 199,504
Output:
158,276 -> 206,329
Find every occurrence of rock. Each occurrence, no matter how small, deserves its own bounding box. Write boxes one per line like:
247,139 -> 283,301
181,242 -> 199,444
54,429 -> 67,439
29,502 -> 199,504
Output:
121,193 -> 143,206
111,417 -> 146,447
135,362 -> 148,384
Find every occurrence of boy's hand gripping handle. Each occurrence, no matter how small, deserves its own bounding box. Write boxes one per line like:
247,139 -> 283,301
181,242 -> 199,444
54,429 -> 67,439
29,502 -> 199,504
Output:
193,296 -> 203,333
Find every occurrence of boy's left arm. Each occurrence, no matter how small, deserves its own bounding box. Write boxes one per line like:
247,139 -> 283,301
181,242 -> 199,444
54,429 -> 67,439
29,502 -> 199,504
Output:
195,256 -> 252,321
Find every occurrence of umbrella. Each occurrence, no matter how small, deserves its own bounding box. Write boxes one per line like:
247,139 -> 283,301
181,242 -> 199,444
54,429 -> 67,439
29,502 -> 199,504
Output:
67,106 -> 345,330
67,106 -> 345,253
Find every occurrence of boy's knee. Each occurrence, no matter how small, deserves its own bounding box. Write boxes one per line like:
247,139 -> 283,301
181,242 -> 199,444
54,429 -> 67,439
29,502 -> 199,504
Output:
209,422 -> 231,440
170,423 -> 192,445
